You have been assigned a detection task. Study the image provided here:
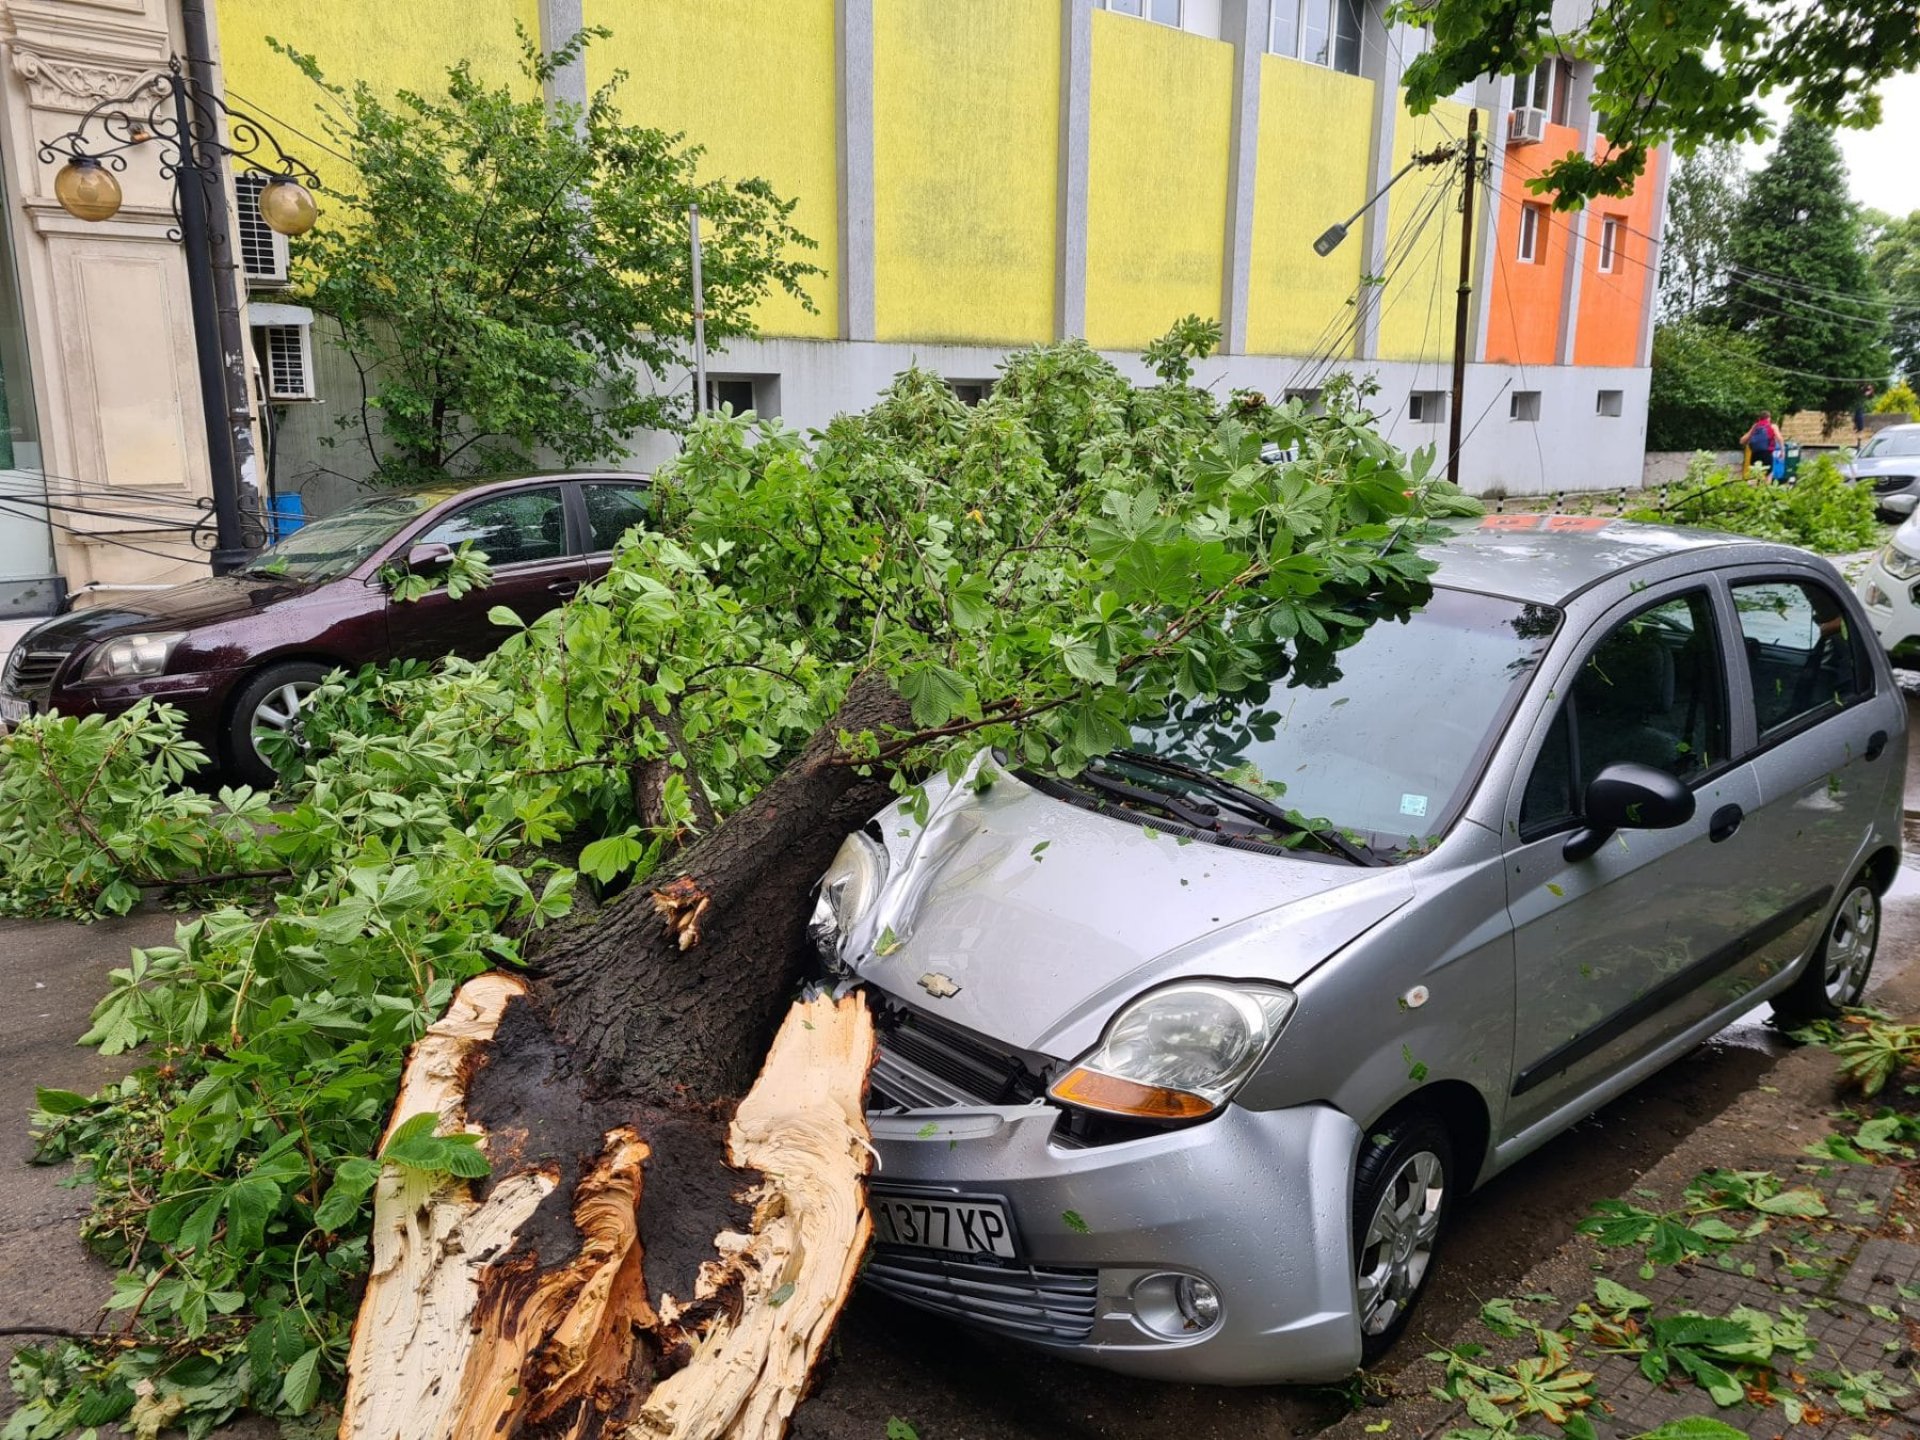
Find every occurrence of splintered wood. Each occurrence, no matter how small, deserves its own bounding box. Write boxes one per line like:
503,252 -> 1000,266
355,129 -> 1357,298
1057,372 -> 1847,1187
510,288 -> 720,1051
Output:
339,983 -> 876,1440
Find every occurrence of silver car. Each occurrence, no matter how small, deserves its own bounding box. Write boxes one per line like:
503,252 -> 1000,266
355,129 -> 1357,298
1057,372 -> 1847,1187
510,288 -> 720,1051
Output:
810,516 -> 1906,1384
1848,423 -> 1920,519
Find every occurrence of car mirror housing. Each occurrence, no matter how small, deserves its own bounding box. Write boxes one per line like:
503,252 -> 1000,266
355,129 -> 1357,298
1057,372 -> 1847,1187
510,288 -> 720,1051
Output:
405,541 -> 454,572
1563,762 -> 1695,863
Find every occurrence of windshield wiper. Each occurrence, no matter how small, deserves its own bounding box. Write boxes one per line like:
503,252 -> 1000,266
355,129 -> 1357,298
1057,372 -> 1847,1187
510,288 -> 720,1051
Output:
1102,751 -> 1375,866
1063,766 -> 1226,831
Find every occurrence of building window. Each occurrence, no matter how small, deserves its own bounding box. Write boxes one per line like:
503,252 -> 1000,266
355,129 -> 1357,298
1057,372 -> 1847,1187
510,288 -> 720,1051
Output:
1270,0 -> 1363,74
234,173 -> 290,287
1510,390 -> 1542,422
1408,390 -> 1447,424
704,374 -> 780,418
948,379 -> 995,407
1551,57 -> 1575,125
251,321 -> 314,401
1514,59 -> 1553,114
1517,202 -> 1546,263
1596,389 -> 1624,417
1597,216 -> 1623,273
1100,0 -> 1180,22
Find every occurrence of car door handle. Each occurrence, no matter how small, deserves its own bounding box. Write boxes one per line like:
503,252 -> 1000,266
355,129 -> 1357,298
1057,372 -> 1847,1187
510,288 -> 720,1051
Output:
547,580 -> 580,597
1866,729 -> 1888,761
1708,803 -> 1743,843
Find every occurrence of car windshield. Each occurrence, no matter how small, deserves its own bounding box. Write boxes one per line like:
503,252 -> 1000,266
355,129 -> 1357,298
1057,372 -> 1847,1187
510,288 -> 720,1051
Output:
1129,588 -> 1560,850
240,494 -> 444,583
1861,432 -> 1920,458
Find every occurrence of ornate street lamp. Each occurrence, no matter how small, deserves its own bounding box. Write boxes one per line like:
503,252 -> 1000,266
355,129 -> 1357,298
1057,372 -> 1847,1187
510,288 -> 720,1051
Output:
40,59 -> 320,573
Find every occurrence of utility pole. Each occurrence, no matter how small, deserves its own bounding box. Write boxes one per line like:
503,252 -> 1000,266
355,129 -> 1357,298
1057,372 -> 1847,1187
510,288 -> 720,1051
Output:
1446,108 -> 1479,488
689,204 -> 708,417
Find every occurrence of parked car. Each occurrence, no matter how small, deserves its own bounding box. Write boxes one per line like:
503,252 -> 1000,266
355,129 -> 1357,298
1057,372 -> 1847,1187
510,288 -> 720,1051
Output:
810,516 -> 1905,1384
1847,424 -> 1920,519
1856,510 -> 1920,662
0,472 -> 650,783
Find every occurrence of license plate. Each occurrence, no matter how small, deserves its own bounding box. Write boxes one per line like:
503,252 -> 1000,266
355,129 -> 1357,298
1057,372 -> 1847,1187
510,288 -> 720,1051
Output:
0,694 -> 26,726
870,1191 -> 1018,1259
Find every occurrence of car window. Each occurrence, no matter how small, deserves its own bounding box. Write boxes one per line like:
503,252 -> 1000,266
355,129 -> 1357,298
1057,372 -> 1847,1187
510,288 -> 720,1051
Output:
417,488 -> 567,567
1861,431 -> 1920,458
1521,591 -> 1727,833
1732,579 -> 1869,736
583,483 -> 651,553
241,494 -> 441,583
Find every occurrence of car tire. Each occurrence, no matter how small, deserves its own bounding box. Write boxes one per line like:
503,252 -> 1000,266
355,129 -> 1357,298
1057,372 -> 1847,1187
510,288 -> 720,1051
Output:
1772,875 -> 1880,1024
227,661 -> 328,788
1352,1111 -> 1454,1365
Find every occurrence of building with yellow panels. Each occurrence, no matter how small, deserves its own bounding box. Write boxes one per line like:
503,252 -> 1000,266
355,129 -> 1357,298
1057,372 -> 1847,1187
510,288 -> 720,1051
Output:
0,0 -> 1665,614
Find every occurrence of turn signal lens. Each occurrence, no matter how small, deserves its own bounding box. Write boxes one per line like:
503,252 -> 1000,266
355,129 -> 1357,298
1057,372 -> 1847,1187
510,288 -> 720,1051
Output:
1050,1067 -> 1217,1120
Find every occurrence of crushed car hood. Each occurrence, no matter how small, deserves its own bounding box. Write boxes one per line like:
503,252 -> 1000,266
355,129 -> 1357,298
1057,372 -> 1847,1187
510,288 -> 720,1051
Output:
20,576 -> 314,648
846,768 -> 1415,1058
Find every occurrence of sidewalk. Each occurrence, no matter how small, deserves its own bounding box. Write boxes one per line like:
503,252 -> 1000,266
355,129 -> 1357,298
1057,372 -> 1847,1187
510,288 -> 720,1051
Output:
1320,898 -> 1920,1440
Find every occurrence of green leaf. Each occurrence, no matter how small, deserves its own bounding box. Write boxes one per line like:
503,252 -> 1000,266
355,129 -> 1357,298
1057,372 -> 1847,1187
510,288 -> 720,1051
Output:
313,1156 -> 383,1232
223,1174 -> 281,1254
897,663 -> 973,729
281,1347 -> 322,1416
886,1421 -> 920,1440
33,1087 -> 91,1116
1630,1422 -> 1749,1440
1061,1209 -> 1091,1234
1593,1276 -> 1651,1312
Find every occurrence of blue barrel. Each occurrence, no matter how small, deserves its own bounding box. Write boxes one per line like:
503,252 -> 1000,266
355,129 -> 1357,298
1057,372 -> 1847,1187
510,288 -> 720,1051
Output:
269,492 -> 306,541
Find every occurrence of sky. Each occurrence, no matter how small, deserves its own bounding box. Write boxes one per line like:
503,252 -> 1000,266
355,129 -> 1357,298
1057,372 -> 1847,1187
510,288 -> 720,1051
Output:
1743,71 -> 1920,218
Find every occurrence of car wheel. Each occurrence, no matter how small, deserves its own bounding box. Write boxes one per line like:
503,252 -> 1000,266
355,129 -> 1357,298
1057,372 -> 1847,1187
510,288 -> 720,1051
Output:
1773,876 -> 1880,1023
1352,1112 -> 1453,1365
228,661 -> 328,787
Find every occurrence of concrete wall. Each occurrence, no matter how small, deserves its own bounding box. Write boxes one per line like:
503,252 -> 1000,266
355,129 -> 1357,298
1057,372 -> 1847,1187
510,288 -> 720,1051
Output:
871,0 -> 1059,345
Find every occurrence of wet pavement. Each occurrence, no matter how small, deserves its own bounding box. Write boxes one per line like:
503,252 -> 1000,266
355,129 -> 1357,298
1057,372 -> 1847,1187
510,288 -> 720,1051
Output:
6,705 -> 1920,1439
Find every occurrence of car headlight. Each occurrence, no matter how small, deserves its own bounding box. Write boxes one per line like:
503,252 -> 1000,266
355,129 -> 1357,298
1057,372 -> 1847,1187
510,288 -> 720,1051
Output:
809,830 -> 889,963
1882,544 -> 1920,581
78,631 -> 185,684
1049,981 -> 1296,1122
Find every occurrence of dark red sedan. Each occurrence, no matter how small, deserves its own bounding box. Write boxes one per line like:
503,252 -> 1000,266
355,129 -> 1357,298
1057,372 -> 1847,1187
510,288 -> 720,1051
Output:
0,472 -> 649,784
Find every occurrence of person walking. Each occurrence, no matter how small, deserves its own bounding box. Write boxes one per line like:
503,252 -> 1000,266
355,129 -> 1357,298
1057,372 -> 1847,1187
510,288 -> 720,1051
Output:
1742,412 -> 1781,482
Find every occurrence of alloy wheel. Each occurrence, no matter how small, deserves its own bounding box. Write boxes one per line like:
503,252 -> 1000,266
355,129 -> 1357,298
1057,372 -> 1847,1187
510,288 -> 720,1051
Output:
249,679 -> 318,756
1823,884 -> 1878,1008
1356,1149 -> 1445,1336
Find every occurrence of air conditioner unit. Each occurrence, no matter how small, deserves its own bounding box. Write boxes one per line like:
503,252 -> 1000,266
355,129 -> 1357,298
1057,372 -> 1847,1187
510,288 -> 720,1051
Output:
1508,106 -> 1547,146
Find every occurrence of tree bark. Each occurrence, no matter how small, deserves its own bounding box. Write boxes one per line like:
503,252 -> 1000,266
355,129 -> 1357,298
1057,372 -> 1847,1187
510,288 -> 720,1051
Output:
342,675 -> 909,1440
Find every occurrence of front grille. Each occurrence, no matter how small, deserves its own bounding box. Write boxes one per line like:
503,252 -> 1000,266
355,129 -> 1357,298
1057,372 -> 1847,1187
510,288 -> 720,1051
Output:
863,1250 -> 1099,1342
1873,474 -> 1917,494
2,648 -> 66,698
869,1006 -> 1040,1111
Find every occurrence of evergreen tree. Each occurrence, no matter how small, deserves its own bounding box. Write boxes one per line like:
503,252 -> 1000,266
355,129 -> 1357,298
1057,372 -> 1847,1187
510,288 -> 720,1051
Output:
1722,113 -> 1891,412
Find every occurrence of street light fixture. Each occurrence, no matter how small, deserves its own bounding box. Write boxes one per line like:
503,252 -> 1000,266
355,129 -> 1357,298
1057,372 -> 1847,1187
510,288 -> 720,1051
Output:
39,58 -> 321,574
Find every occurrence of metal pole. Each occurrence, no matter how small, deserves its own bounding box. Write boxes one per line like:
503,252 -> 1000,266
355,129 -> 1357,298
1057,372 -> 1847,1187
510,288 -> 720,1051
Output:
179,0 -> 258,535
689,203 -> 708,416
1446,108 -> 1479,489
170,72 -> 249,574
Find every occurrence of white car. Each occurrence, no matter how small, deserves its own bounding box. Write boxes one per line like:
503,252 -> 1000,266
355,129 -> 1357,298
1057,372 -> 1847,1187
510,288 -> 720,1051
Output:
1856,512 -> 1920,661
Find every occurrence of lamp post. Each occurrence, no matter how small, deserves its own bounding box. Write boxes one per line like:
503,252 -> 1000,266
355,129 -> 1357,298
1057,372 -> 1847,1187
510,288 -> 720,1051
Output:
40,59 -> 320,575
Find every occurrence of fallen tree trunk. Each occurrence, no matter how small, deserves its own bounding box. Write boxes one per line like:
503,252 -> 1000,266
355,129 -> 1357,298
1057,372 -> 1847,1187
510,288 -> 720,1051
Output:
341,677 -> 906,1439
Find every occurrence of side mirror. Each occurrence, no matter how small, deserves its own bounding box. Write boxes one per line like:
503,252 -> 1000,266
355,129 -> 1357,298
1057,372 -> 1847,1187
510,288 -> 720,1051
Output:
405,541 -> 454,572
1562,762 -> 1695,863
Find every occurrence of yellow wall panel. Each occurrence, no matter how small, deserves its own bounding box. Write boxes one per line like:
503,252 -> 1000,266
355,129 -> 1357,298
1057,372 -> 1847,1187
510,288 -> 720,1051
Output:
1084,14 -> 1233,352
217,0 -> 541,157
1245,57 -> 1373,357
873,0 -> 1059,346
1376,97 -> 1482,362
585,0 -> 838,339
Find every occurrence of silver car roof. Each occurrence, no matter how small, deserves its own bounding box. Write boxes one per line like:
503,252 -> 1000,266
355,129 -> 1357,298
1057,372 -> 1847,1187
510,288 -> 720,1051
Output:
1418,516 -> 1794,606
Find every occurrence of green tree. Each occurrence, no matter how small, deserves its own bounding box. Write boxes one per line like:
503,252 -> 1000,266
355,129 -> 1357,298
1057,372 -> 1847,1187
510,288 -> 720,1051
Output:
1721,114 -> 1890,413
1400,0 -> 1920,205
1645,320 -> 1788,451
282,29 -> 817,483
1865,209 -> 1920,381
1658,143 -> 1745,323
3,335 -> 1479,1434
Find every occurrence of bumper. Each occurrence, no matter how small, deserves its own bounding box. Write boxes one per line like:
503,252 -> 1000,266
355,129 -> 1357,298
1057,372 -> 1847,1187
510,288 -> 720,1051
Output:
1858,559 -> 1920,657
1,671 -> 233,753
865,1100 -> 1364,1384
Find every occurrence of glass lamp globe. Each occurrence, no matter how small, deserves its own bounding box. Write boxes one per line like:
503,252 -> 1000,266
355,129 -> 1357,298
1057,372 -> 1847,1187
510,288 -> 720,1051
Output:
53,157 -> 123,222
257,176 -> 318,237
